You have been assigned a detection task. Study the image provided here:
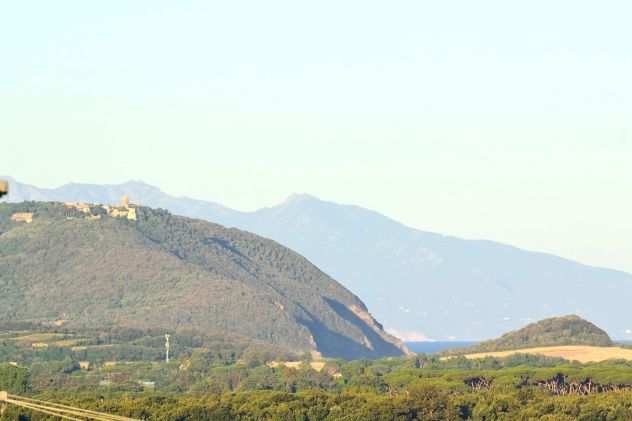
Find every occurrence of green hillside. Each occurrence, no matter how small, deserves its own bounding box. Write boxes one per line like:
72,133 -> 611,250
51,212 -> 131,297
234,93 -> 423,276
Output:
455,315 -> 613,354
0,202 -> 408,359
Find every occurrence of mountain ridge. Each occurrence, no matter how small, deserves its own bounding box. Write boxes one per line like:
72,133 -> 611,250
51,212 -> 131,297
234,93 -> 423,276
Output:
4,177 -> 632,341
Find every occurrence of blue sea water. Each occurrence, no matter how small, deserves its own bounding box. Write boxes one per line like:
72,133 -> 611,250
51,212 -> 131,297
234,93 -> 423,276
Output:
405,341 -> 477,354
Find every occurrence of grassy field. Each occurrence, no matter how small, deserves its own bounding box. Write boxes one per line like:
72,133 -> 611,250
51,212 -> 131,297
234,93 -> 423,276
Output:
459,345 -> 632,363
12,333 -> 68,343
6,332 -> 89,349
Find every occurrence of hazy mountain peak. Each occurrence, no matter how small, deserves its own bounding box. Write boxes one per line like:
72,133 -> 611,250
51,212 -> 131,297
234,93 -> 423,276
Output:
119,179 -> 159,189
282,193 -> 321,205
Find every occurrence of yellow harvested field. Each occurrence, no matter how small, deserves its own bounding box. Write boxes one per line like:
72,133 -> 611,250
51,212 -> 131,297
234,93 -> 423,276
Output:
267,361 -> 327,371
459,346 -> 632,363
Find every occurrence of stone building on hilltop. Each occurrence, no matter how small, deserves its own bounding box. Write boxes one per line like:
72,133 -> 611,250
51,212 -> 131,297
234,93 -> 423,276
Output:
62,196 -> 138,221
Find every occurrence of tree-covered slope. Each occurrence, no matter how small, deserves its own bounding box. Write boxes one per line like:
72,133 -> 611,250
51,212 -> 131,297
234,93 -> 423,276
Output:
0,202 -> 408,359
460,315 -> 613,353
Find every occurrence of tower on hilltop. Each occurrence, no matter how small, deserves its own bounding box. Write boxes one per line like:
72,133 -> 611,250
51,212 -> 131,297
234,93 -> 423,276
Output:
121,195 -> 130,208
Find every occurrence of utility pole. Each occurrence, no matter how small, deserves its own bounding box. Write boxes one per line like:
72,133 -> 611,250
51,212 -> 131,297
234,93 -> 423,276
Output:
165,334 -> 171,363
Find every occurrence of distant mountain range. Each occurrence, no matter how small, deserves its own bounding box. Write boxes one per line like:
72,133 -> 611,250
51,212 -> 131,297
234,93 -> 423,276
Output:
0,201 -> 407,359
4,177 -> 632,341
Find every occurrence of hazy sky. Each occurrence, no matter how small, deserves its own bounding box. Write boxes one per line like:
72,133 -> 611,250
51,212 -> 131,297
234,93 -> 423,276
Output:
2,1 -> 631,273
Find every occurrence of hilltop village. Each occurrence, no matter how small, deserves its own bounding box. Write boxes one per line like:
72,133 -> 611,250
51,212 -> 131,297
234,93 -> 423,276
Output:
9,195 -> 138,224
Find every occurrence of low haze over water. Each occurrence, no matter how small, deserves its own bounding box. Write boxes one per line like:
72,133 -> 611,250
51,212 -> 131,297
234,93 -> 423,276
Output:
405,342 -> 478,354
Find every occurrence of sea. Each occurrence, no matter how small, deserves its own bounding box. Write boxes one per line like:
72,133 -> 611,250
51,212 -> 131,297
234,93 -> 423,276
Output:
405,341 -> 478,354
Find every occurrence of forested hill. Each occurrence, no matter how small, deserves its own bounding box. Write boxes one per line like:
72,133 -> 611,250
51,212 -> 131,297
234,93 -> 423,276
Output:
0,202 -> 408,359
454,315 -> 613,354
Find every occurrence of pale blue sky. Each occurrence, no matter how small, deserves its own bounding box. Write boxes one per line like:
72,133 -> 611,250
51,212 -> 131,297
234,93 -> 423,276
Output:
2,1 -> 631,272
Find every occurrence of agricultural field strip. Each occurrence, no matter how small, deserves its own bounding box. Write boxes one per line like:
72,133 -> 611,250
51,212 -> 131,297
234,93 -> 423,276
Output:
12,333 -> 69,342
5,333 -> 90,349
457,346 -> 632,363
1,331 -> 130,350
